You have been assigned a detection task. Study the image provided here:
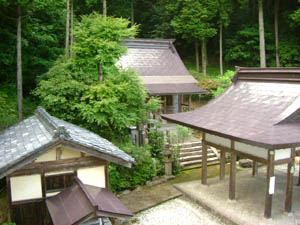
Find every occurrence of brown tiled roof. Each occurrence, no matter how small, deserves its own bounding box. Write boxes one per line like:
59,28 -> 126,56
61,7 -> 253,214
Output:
46,178 -> 132,225
118,39 -> 207,95
162,67 -> 300,149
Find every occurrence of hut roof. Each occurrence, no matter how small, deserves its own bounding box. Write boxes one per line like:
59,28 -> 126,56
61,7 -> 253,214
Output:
118,38 -> 208,95
162,67 -> 300,149
0,107 -> 135,178
46,178 -> 133,225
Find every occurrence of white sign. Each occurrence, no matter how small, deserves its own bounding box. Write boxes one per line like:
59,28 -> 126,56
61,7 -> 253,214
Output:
269,176 -> 276,195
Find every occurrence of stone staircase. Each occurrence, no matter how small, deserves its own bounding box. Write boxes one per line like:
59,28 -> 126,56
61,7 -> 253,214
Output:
172,141 -> 220,170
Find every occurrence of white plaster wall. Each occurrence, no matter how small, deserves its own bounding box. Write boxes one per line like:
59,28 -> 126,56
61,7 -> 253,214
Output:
235,142 -> 268,160
10,174 -> 42,202
61,147 -> 81,159
205,133 -> 231,148
35,149 -> 56,162
77,166 -> 106,188
274,148 -> 291,161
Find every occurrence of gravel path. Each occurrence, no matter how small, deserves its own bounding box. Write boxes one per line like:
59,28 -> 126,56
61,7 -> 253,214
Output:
131,196 -> 225,225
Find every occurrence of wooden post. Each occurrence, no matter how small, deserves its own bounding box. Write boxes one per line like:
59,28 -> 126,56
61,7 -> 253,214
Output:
105,161 -> 109,188
201,134 -> 207,185
297,156 -> 300,186
285,148 -> 295,213
6,176 -> 13,221
252,161 -> 258,176
229,152 -> 237,200
163,96 -> 167,114
264,150 -> 275,218
188,95 -> 192,111
219,150 -> 225,180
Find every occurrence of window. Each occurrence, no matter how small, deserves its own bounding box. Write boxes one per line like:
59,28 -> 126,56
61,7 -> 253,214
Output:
45,171 -> 75,197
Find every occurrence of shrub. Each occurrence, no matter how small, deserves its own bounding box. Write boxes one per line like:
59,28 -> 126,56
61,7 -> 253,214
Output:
212,70 -> 235,98
109,143 -> 156,192
148,129 -> 164,158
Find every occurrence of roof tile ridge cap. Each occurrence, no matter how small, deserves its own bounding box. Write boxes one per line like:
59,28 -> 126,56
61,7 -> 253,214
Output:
232,66 -> 240,83
35,106 -> 70,140
274,94 -> 300,125
75,177 -> 98,209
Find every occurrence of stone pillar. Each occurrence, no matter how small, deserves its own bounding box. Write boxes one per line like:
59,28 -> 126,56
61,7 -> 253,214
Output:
162,143 -> 173,177
172,94 -> 179,114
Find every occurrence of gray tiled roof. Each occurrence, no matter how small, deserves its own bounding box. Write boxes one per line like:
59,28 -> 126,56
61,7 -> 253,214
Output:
0,107 -> 135,178
162,67 -> 300,149
118,38 -> 207,95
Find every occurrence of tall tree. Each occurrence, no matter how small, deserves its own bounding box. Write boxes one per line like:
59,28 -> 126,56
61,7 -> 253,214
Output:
170,0 -> 218,75
70,0 -> 74,57
103,0 -> 107,19
274,0 -> 280,67
258,0 -> 266,67
131,0 -> 134,26
17,4 -> 23,121
65,0 -> 70,55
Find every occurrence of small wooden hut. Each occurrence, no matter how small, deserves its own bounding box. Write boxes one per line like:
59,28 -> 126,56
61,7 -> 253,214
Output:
118,38 -> 208,114
0,107 -> 135,225
162,67 -> 300,218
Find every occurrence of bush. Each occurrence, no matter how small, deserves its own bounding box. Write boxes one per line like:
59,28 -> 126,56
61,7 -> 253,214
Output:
212,70 -> 235,98
109,143 -> 156,192
148,129 -> 164,158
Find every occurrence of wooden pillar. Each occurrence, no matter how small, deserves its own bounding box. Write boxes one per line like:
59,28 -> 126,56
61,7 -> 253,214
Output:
297,156 -> 300,186
188,95 -> 192,111
264,150 -> 275,218
285,148 -> 295,213
252,161 -> 258,176
105,161 -> 109,188
219,150 -> 226,180
229,152 -> 237,200
201,134 -> 207,185
163,96 -> 167,113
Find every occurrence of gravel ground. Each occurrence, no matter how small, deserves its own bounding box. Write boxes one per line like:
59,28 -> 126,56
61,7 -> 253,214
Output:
131,196 -> 225,225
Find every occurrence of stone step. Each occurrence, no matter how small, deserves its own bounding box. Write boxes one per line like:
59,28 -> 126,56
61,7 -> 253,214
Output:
172,141 -> 202,148
179,151 -> 202,157
182,160 -> 220,170
180,157 -> 219,167
179,146 -> 202,152
179,153 -> 216,162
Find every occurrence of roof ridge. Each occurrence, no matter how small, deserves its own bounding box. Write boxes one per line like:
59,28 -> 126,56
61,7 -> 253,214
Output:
35,107 -> 70,139
75,177 -> 98,209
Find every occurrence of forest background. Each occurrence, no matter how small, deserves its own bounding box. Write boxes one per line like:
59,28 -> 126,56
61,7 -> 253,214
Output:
1,0 -> 300,192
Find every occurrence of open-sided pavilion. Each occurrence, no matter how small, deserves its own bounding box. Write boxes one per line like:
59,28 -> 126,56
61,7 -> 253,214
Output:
162,67 -> 300,218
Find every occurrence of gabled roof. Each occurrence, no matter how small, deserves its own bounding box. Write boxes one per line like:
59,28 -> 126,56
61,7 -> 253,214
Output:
0,107 -> 135,178
162,67 -> 300,149
46,178 -> 133,225
118,38 -> 208,95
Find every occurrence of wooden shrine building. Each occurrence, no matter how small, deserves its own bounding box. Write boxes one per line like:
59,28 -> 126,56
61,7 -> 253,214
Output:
0,107 -> 135,225
162,67 -> 300,218
118,38 -> 208,114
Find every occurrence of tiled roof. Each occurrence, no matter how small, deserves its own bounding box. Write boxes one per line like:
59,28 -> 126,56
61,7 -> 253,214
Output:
46,178 -> 132,225
118,38 -> 207,95
162,67 -> 300,149
0,107 -> 135,178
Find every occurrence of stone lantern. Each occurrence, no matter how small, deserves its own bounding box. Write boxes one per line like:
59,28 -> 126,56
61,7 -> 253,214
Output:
161,143 -> 173,177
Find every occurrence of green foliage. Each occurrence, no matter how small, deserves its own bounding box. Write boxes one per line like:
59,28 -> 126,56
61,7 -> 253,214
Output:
109,143 -> 156,192
170,125 -> 193,144
148,129 -> 164,158
0,83 -> 37,130
170,0 -> 218,41
73,12 -> 138,72
212,70 -> 235,97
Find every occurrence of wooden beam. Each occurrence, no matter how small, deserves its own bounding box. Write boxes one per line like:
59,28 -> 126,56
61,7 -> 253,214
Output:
188,95 -> 192,111
252,161 -> 258,176
229,152 -> 237,200
205,140 -> 267,164
11,156 -> 106,176
219,150 -> 225,181
285,148 -> 295,213
264,150 -> 275,218
105,161 -> 109,188
6,176 -> 13,220
202,133 -> 207,185
56,147 -> 62,160
163,96 -> 167,113
298,156 -> 300,186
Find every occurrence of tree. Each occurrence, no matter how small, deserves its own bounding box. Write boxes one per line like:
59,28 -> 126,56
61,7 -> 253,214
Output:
17,4 -> 23,121
274,0 -> 280,67
65,0 -> 70,55
217,0 -> 232,76
258,0 -> 266,67
170,0 -> 218,75
34,13 -> 160,139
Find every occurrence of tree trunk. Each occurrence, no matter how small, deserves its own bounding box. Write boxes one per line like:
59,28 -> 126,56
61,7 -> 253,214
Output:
65,0 -> 70,56
258,0 -> 266,68
195,40 -> 199,72
98,62 -> 104,82
202,39 -> 207,76
274,0 -> 280,67
17,5 -> 23,121
103,0 -> 107,20
131,0 -> 134,26
70,0 -> 74,57
219,22 -> 224,76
